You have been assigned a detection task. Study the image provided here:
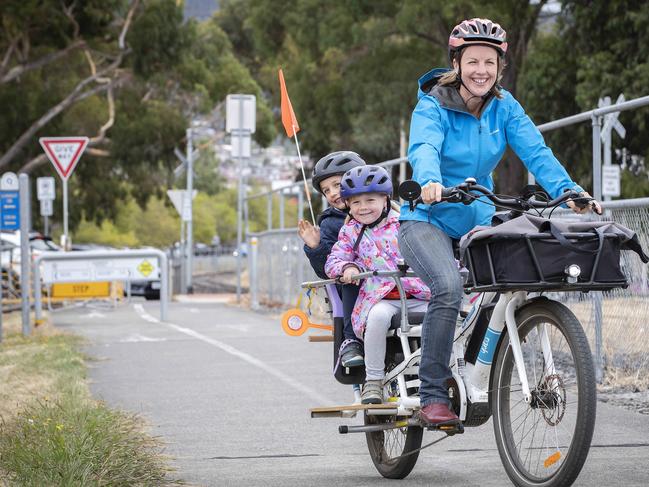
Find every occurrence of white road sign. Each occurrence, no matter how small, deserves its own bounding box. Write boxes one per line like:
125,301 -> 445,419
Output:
0,172 -> 19,191
42,257 -> 160,284
226,94 -> 256,134
40,199 -> 53,216
37,176 -> 56,200
39,136 -> 89,180
231,133 -> 251,158
602,165 -> 621,197
166,189 -> 197,222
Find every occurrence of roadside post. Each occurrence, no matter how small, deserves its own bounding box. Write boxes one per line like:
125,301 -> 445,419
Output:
167,189 -> 197,294
0,171 -> 21,341
226,94 -> 256,302
19,174 -> 31,335
37,176 -> 55,236
599,95 -> 626,202
39,136 -> 89,250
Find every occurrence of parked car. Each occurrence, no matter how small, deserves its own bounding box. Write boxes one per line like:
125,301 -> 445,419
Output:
1,231 -> 61,275
127,279 -> 161,300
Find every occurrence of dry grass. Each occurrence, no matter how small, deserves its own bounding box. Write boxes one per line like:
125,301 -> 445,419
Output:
0,313 -> 67,421
0,312 -> 180,485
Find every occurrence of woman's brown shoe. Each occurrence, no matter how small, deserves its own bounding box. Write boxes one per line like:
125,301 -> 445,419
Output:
417,403 -> 460,425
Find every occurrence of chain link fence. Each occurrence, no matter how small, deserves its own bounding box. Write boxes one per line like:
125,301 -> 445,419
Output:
549,199 -> 649,387
248,199 -> 649,386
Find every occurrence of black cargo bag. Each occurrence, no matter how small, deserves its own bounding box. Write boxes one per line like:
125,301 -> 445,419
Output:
459,214 -> 649,292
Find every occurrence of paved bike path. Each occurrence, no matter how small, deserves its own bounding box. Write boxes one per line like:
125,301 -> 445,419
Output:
53,301 -> 649,487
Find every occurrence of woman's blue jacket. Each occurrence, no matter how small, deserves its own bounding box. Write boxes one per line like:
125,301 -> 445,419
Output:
399,68 -> 584,239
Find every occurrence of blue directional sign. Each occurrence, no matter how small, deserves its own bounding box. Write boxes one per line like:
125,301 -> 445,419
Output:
0,191 -> 20,230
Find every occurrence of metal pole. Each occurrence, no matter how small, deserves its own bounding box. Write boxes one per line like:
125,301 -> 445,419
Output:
179,220 -> 187,294
186,128 -> 194,293
19,174 -> 31,335
592,115 -> 602,201
279,190 -> 285,229
250,237 -> 259,310
399,118 -> 407,189
603,128 -> 612,202
63,178 -> 68,250
236,102 -> 244,302
593,292 -> 604,383
44,215 -> 49,237
244,197 -> 250,237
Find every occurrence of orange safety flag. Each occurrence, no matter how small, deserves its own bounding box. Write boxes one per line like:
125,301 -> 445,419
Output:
278,68 -> 300,137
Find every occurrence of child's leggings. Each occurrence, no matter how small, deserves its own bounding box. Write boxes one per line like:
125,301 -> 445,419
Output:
364,299 -> 428,381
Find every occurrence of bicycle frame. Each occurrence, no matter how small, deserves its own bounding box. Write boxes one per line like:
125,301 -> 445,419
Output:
302,271 -> 552,422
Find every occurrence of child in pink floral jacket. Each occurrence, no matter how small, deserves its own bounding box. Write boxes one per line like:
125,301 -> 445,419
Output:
325,165 -> 431,404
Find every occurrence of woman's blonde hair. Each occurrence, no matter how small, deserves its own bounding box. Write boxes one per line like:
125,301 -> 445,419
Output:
438,48 -> 506,99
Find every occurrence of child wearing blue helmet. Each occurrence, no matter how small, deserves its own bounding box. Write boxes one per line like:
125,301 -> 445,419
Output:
298,151 -> 366,368
325,165 -> 431,404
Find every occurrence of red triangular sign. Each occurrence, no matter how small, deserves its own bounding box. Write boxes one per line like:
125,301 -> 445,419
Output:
39,137 -> 89,180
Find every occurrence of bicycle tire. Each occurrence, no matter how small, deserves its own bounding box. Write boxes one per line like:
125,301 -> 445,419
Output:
365,411 -> 423,479
492,299 -> 596,487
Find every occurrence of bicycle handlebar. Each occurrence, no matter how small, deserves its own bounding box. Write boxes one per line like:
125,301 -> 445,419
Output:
399,178 -> 592,212
301,268 -> 416,289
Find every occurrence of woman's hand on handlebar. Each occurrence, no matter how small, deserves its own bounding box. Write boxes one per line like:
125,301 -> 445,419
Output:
340,265 -> 361,284
421,181 -> 445,204
567,191 -> 603,215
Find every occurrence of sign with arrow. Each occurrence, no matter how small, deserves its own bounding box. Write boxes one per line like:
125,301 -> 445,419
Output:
39,137 -> 89,180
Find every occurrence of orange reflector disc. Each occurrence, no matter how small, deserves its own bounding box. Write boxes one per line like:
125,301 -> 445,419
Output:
544,451 -> 561,468
281,309 -> 309,336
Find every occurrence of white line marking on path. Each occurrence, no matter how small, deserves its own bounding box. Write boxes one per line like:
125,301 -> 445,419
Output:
83,311 -> 106,318
133,304 -> 331,405
120,334 -> 167,343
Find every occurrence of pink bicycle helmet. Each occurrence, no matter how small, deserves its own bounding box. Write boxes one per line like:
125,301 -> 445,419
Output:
449,18 -> 508,59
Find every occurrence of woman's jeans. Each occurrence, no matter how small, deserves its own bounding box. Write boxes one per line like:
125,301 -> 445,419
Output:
398,220 -> 463,407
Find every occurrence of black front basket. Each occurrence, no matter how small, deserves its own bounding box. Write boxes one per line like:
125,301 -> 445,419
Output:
462,232 -> 628,293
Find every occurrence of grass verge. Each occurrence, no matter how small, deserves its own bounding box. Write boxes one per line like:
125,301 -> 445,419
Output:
0,313 -> 179,485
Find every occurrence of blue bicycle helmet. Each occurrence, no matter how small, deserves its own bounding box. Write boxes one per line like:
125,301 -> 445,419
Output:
340,165 -> 392,199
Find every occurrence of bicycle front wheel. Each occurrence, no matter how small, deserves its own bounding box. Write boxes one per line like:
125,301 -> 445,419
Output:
492,299 -> 596,487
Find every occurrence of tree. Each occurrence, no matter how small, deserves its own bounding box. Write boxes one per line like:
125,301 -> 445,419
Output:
218,0 -> 550,194
519,0 -> 649,197
1,0 -> 275,230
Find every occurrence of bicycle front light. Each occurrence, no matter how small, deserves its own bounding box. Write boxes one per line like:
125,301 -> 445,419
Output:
564,264 -> 581,283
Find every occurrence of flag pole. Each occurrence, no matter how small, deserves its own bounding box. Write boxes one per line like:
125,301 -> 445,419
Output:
293,129 -> 316,225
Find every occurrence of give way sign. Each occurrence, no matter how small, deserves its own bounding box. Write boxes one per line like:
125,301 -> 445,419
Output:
39,137 -> 89,180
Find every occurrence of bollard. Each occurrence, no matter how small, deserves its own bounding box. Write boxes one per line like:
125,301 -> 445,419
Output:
250,237 -> 259,310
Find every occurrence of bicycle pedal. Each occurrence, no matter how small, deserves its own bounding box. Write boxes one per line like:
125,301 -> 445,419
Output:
425,421 -> 464,435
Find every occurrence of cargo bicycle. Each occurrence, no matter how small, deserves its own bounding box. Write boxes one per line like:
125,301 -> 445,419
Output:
282,178 -> 647,486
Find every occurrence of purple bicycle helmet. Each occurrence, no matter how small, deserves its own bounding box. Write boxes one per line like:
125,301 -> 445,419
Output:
340,165 -> 392,199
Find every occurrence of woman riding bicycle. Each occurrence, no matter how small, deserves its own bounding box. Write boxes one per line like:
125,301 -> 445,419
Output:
398,17 -> 602,426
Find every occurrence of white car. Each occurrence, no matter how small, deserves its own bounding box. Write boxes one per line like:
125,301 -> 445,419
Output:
1,231 -> 61,276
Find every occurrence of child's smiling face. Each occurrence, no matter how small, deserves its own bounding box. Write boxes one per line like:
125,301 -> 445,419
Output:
320,175 -> 346,210
347,193 -> 387,225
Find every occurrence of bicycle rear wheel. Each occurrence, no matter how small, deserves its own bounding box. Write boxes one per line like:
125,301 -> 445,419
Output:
492,299 -> 596,487
365,411 -> 423,479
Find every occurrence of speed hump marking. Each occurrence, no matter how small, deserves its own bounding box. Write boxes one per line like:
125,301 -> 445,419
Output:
137,260 -> 154,277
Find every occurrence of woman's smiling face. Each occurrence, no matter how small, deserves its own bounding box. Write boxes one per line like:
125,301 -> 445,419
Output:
454,44 -> 499,99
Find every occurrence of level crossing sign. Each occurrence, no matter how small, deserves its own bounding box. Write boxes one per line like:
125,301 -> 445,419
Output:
39,137 -> 89,180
